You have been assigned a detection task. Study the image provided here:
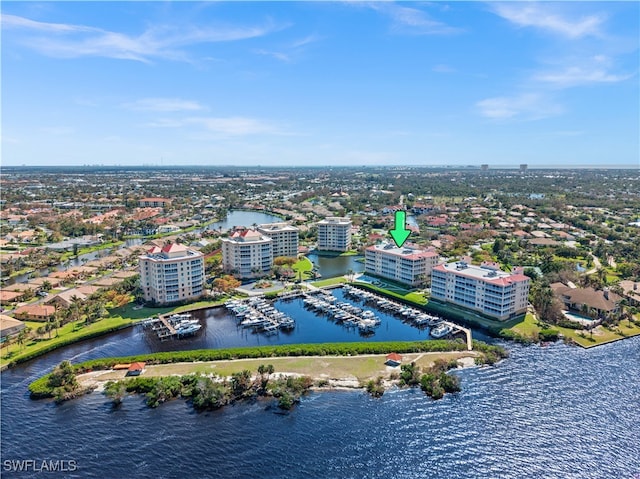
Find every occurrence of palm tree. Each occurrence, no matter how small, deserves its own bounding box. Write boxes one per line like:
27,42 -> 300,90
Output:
3,333 -> 12,353
17,329 -> 27,351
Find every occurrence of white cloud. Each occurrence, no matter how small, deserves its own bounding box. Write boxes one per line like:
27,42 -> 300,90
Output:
186,117 -> 284,136
1,13 -> 100,33
2,14 -> 285,63
476,93 -> 563,121
533,56 -> 634,87
491,3 -> 605,38
253,33 -> 323,63
535,67 -> 632,87
254,49 -> 291,62
145,115 -> 288,137
368,3 -> 462,35
123,98 -> 206,112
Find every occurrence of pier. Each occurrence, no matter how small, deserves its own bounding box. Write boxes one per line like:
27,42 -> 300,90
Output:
344,284 -> 473,350
142,313 -> 202,340
443,322 -> 473,351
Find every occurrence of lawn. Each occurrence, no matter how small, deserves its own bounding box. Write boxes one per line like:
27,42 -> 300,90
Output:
353,281 -> 428,305
507,312 -> 541,338
93,351 -> 476,383
1,316 -> 135,368
557,319 -> 640,348
505,311 -> 640,348
311,276 -> 347,288
292,256 -> 314,280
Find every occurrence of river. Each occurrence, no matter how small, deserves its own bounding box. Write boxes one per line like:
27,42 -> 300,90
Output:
1,301 -> 638,478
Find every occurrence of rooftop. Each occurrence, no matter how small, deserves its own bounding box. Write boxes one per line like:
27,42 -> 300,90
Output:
257,222 -> 299,232
223,229 -> 272,243
433,262 -> 529,285
318,217 -> 351,225
366,242 -> 438,261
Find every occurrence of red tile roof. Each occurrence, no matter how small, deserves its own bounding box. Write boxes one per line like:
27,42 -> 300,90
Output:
128,362 -> 146,371
386,353 -> 403,362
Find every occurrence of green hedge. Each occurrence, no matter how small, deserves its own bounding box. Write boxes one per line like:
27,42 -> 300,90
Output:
72,340 -> 469,372
6,322 -> 134,368
351,282 -> 427,306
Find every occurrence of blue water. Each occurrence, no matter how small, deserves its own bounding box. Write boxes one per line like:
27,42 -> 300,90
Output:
207,210 -> 283,232
306,253 -> 365,278
1,290 -> 639,478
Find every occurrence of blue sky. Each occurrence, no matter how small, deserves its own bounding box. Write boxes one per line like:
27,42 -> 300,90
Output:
2,1 -> 638,167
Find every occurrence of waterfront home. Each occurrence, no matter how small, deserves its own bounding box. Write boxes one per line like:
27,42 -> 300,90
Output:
618,281 -> 640,307
13,304 -> 56,322
550,284 -> 621,317
0,314 -> 26,339
0,290 -> 25,305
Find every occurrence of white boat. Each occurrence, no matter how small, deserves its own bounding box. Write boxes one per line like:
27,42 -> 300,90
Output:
430,324 -> 452,338
176,324 -> 202,336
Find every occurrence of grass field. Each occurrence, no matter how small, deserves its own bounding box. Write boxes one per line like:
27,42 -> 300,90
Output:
84,351 -> 478,384
311,276 -> 347,288
1,316 -> 135,368
292,256 -> 314,280
556,318 -> 640,348
505,311 -> 640,348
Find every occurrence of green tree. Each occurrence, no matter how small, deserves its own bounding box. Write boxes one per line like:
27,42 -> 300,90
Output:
16,329 -> 27,351
104,381 -> 127,406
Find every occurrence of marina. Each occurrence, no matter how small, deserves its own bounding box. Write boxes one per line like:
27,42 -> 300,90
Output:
141,284 -> 473,347
224,297 -> 296,335
142,313 -> 203,340
302,289 -> 381,334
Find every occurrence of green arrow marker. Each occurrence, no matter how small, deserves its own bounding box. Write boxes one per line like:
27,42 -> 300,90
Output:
389,211 -> 411,248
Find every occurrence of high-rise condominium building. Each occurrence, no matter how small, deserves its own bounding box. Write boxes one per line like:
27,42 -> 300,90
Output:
221,229 -> 273,279
317,217 -> 352,252
257,222 -> 299,258
139,243 -> 204,305
430,261 -> 530,321
365,243 -> 439,287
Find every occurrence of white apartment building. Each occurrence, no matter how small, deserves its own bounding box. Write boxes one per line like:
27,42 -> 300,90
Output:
430,261 -> 530,321
139,243 -> 204,305
365,243 -> 439,287
317,217 -> 352,252
257,222 -> 299,258
221,229 -> 273,279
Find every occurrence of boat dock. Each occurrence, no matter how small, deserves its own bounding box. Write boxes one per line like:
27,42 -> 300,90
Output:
142,313 -> 202,340
444,322 -> 473,351
344,284 -> 473,350
302,290 -> 381,333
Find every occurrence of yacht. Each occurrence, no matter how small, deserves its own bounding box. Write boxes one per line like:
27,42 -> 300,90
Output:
430,323 -> 452,338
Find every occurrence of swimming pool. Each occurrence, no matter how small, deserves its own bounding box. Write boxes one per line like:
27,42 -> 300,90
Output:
562,310 -> 596,323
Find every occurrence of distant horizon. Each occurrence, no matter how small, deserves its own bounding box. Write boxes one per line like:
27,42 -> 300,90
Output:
3,2 -> 638,167
2,163 -> 638,170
